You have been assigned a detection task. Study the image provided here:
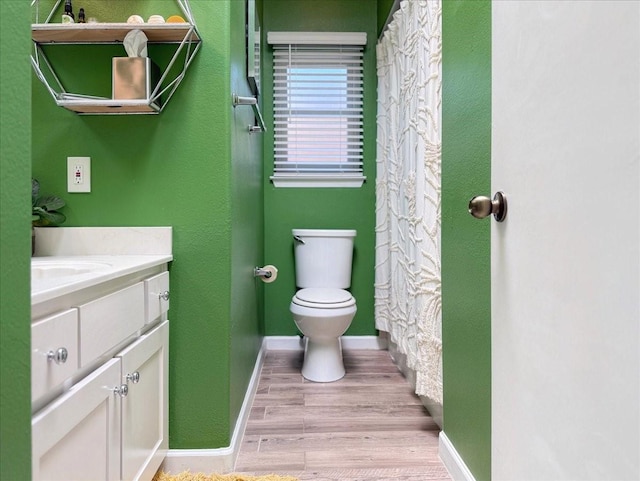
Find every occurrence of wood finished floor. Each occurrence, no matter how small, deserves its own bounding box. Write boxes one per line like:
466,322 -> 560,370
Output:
234,349 -> 452,481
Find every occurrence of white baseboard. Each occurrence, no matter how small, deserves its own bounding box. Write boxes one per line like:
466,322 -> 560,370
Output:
161,446 -> 235,474
342,335 -> 388,350
161,344 -> 267,474
263,335 -> 387,351
439,431 -> 477,481
262,335 -> 305,350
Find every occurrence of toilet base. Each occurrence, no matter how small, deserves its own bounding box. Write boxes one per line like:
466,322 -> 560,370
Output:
301,336 -> 345,382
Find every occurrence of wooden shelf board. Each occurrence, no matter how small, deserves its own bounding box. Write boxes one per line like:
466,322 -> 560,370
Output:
56,98 -> 161,114
32,23 -> 200,44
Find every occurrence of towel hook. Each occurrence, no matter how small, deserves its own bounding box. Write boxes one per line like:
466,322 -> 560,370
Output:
232,93 -> 267,133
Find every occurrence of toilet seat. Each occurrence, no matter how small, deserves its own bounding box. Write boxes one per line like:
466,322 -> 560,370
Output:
292,288 -> 355,309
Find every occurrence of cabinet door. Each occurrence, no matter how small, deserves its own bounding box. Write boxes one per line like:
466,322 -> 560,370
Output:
32,358 -> 122,481
117,320 -> 169,481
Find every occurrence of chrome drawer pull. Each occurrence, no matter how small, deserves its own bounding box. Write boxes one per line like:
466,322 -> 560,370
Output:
47,347 -> 68,364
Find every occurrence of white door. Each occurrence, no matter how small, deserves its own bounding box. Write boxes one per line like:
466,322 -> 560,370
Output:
491,2 -> 639,480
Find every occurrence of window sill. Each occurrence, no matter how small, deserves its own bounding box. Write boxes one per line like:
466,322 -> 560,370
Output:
270,175 -> 366,188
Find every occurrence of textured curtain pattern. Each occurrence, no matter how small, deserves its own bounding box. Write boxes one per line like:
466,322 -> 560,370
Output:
375,0 -> 442,404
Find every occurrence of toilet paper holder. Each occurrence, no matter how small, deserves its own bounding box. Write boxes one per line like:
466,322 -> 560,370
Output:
254,267 -> 273,279
254,265 -> 278,283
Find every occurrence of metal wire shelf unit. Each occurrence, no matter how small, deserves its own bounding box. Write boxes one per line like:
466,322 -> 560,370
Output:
30,0 -> 202,114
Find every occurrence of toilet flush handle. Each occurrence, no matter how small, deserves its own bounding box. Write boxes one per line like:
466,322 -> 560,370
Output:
293,235 -> 305,244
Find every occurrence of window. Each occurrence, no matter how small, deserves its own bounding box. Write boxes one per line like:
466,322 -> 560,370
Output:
268,32 -> 367,187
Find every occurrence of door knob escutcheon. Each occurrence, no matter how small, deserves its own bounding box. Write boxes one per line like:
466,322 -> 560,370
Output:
468,191 -> 507,222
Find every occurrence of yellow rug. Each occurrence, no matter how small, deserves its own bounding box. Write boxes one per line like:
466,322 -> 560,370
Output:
153,471 -> 298,481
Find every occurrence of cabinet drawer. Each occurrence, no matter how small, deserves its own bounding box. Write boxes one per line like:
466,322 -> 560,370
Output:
144,271 -> 170,324
79,283 -> 145,368
32,309 -> 79,403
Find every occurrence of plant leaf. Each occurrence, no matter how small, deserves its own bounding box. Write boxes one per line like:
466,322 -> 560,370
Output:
35,195 -> 65,211
33,210 -> 66,226
46,211 -> 66,225
32,179 -> 40,205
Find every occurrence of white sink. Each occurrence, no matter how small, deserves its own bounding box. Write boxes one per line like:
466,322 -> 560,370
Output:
31,259 -> 112,280
31,254 -> 172,309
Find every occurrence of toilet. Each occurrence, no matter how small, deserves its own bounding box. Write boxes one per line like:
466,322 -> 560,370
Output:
290,229 -> 357,382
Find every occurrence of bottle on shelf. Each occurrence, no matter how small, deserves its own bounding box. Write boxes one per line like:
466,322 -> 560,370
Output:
78,8 -> 86,23
62,0 -> 74,23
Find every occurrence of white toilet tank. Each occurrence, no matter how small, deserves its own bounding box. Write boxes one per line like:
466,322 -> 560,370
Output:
293,229 -> 356,289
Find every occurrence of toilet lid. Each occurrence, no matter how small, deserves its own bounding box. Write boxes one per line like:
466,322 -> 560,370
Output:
293,288 -> 355,309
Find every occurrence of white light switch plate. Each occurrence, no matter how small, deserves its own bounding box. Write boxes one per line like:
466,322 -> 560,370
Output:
67,156 -> 91,193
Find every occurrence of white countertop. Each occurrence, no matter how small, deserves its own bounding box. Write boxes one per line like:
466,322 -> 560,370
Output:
31,227 -> 173,309
31,255 -> 173,305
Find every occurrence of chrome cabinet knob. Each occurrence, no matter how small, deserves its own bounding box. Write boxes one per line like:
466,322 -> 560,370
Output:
47,347 -> 68,364
126,371 -> 141,384
468,191 -> 507,222
158,291 -> 170,301
114,384 -> 129,397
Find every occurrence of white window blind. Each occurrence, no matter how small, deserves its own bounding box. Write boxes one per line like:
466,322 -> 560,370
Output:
268,32 -> 366,187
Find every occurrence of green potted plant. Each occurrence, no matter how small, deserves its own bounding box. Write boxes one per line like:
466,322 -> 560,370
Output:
32,178 -> 66,255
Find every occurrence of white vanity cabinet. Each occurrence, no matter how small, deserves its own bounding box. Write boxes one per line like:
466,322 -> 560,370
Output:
31,261 -> 170,481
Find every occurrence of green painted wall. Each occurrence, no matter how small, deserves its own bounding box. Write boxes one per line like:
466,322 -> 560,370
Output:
229,0 -> 265,431
441,1 -> 492,480
31,0 -> 262,449
262,0 -> 378,336
376,0 -> 396,37
0,2 -> 32,479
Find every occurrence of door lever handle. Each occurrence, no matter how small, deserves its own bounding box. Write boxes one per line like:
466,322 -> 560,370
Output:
468,191 -> 507,222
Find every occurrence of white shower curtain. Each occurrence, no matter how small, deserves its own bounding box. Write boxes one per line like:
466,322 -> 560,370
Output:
375,0 -> 442,408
